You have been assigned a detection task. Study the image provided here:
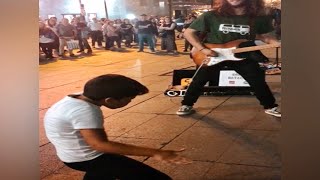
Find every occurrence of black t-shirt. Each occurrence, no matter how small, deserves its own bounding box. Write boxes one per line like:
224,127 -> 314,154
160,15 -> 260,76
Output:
76,22 -> 87,33
120,23 -> 133,34
162,23 -> 176,36
135,20 -> 154,34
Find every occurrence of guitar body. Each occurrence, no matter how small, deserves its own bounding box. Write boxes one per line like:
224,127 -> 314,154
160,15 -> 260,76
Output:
191,39 -> 247,66
191,39 -> 271,66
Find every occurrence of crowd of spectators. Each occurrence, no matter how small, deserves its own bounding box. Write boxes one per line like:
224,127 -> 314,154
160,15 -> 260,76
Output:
39,13 -> 198,61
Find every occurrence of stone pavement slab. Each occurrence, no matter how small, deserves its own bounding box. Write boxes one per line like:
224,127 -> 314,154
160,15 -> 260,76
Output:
39,39 -> 281,179
217,130 -> 281,167
204,163 -> 281,180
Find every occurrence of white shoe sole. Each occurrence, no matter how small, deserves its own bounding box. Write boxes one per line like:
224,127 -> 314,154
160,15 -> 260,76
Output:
176,110 -> 195,116
265,111 -> 281,118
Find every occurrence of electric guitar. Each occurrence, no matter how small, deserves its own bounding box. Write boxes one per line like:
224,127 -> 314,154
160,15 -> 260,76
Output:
191,39 -> 281,66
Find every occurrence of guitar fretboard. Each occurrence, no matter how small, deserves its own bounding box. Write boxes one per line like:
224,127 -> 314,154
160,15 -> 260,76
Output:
232,43 -> 281,53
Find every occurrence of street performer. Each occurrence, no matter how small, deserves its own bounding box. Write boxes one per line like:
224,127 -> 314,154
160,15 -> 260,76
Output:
176,0 -> 281,118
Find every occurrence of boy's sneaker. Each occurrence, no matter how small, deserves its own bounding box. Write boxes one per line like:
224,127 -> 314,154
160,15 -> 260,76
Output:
176,105 -> 194,116
265,107 -> 281,117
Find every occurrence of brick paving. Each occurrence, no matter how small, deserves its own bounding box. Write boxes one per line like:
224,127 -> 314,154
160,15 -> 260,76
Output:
39,39 -> 281,180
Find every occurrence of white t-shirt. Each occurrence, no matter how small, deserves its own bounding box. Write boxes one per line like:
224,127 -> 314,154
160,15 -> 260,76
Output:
87,22 -> 102,31
44,95 -> 104,163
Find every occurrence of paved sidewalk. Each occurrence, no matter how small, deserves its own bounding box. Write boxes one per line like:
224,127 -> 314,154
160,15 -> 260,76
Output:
39,39 -> 281,180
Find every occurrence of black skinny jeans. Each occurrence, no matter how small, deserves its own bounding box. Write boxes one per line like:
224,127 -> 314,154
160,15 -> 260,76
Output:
184,39 -> 193,51
77,34 -> 92,52
182,59 -> 277,109
91,30 -> 103,47
39,43 -> 54,58
64,154 -> 171,180
108,36 -> 121,48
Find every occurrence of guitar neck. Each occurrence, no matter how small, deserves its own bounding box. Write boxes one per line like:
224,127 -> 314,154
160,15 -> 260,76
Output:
232,43 -> 281,53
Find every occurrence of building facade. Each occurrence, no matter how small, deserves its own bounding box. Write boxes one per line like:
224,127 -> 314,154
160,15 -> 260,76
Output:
39,0 -> 212,21
39,0 -> 170,21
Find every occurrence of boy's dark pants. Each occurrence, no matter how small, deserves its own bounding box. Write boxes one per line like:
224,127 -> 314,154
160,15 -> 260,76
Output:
64,153 -> 171,180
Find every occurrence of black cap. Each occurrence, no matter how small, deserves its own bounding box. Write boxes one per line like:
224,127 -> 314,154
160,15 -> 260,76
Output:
140,14 -> 147,16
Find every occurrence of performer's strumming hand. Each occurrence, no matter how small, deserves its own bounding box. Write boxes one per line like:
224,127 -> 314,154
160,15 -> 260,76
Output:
200,48 -> 218,57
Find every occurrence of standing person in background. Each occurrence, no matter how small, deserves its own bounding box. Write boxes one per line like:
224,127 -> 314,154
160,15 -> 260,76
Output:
114,19 -> 123,47
131,18 -> 139,44
106,21 -> 122,50
102,19 -> 111,50
73,17 -> 92,55
271,4 -> 281,40
149,18 -> 159,49
158,16 -> 178,54
120,19 -> 134,48
88,18 -> 103,48
56,18 -> 77,58
44,74 -> 192,179
176,0 -> 282,118
174,15 -> 185,33
135,14 -> 156,53
39,21 -> 57,59
47,17 -> 60,57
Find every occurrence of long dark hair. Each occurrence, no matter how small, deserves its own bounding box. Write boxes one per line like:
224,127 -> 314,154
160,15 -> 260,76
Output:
213,0 -> 266,17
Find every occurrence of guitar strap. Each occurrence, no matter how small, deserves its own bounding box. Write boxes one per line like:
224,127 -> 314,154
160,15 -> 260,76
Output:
248,16 -> 256,41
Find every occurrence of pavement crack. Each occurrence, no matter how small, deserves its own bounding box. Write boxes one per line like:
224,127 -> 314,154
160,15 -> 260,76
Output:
39,80 -> 84,91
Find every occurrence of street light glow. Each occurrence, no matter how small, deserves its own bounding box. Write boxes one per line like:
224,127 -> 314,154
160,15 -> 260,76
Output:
126,14 -> 136,20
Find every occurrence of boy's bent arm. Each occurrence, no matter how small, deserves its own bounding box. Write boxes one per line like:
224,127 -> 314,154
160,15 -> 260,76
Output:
80,128 -> 159,156
80,129 -> 192,164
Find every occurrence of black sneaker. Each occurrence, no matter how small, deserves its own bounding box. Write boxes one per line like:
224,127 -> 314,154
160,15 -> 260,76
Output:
176,105 -> 194,116
58,54 -> 67,59
46,55 -> 54,59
